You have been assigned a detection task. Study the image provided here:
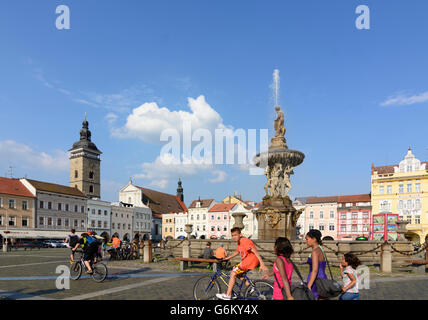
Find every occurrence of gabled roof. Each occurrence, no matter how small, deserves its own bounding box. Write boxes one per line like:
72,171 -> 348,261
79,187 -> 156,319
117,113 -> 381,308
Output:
372,162 -> 428,174
189,199 -> 215,209
136,186 -> 187,215
0,177 -> 35,198
338,194 -> 371,203
306,196 -> 339,204
208,203 -> 236,212
25,179 -> 86,198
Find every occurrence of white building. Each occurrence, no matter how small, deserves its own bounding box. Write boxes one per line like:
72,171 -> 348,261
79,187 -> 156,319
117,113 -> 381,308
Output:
110,201 -> 134,241
188,198 -> 216,239
21,179 -> 87,237
133,205 -> 152,240
174,212 -> 188,239
87,199 -> 111,238
230,204 -> 258,239
293,197 -> 308,239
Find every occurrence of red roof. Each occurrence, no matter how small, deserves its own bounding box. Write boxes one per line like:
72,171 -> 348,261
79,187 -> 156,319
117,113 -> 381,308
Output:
306,196 -> 339,204
338,194 -> 371,203
0,177 -> 34,198
189,199 -> 215,208
208,203 -> 236,212
136,186 -> 186,215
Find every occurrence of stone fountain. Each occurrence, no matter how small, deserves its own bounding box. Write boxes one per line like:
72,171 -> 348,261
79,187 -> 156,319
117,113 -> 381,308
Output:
253,71 -> 305,240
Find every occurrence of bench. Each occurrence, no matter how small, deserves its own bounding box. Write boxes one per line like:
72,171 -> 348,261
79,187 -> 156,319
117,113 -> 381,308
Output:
174,258 -> 222,272
405,248 -> 428,274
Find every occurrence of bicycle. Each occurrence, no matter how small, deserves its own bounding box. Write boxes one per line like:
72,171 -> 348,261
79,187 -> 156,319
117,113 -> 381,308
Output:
193,259 -> 274,300
70,252 -> 108,283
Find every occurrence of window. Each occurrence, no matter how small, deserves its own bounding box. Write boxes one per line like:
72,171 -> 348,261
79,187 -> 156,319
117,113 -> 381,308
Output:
74,220 -> 78,227
191,215 -> 194,220
340,213 -> 346,220
197,215 -> 199,220
203,214 -> 206,220
406,216 -> 412,223
75,205 -> 78,212
330,211 -> 334,219
81,220 -> 85,228
398,200 -> 403,209
217,226 -> 221,231
89,171 -> 94,179
416,199 -> 421,209
65,204 -> 69,211
75,170 -> 78,178
352,213 -> 358,220
9,199 -> 15,209
415,183 -> 421,193
407,184 -> 412,193
39,217 -> 44,225
319,211 -> 324,219
203,225 -> 206,231
224,226 -> 227,231
22,200 -> 28,210
340,225 -> 346,232
22,218 -> 28,227
217,216 -> 220,220
309,211 -> 314,219
91,220 -> 96,227
224,215 -> 227,220
329,224 -> 334,231
415,216 -> 421,224
387,185 -> 392,194
399,184 -> 404,193
89,185 -> 94,193
308,224 -> 314,230
81,206 -> 84,213
104,210 -> 107,216
363,225 -> 369,232
92,209 -> 95,215
48,202 -> 52,210
363,212 -> 369,219
319,224 -> 325,231
211,226 -> 215,231
58,203 -> 62,211
0,198 -> 2,207
351,225 -> 357,232
8,217 -> 15,226
57,218 -> 62,226
65,219 -> 69,227
98,210 -> 101,215
112,223 -> 115,229
123,223 -> 125,229
379,186 -> 384,195
48,217 -> 52,226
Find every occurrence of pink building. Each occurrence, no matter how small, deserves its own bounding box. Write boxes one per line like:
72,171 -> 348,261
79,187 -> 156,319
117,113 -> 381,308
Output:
337,194 -> 372,240
207,204 -> 236,239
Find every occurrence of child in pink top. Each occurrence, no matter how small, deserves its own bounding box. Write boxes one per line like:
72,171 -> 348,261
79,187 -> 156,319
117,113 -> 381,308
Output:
262,237 -> 294,300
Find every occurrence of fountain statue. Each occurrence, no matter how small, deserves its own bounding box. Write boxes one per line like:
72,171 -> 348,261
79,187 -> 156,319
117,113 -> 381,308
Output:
253,70 -> 305,240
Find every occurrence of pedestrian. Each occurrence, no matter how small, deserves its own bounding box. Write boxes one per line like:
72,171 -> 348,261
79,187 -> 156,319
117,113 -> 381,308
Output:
306,229 -> 328,300
339,253 -> 361,300
215,243 -> 227,259
199,242 -> 215,259
262,237 -> 294,300
65,229 -> 79,263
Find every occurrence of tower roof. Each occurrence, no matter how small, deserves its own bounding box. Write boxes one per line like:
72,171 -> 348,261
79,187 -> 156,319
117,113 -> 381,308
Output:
69,116 -> 102,154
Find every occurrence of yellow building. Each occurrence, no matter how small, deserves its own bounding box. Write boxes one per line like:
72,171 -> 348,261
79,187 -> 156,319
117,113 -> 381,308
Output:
162,213 -> 176,240
371,148 -> 428,243
222,192 -> 247,206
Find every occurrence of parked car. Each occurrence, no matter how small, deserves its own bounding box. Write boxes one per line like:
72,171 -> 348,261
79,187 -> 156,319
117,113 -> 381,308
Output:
44,240 -> 58,248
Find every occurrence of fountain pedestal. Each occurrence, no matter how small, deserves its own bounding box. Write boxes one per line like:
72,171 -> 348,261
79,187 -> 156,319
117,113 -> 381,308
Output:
256,196 -> 302,240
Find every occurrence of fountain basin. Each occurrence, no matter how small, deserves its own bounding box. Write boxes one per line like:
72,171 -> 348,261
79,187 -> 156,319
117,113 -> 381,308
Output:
253,148 -> 305,169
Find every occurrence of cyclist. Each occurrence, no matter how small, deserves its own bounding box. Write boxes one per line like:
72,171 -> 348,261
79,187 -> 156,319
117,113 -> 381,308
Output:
65,228 -> 79,263
71,232 -> 100,274
216,227 -> 268,300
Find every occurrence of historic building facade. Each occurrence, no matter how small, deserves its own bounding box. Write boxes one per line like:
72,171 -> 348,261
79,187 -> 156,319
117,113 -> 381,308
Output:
69,116 -> 102,199
305,196 -> 338,239
87,199 -> 111,238
0,178 -> 36,240
188,198 -> 216,239
337,194 -> 371,240
162,213 -> 176,240
20,178 -> 87,237
174,212 -> 188,239
110,201 -> 134,241
207,203 -> 235,239
371,148 -> 428,243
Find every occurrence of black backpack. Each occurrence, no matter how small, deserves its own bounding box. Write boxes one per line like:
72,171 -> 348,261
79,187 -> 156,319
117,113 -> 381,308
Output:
68,234 -> 79,248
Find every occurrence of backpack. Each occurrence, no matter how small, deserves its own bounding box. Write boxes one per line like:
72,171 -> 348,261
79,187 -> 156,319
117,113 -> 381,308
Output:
68,235 -> 79,248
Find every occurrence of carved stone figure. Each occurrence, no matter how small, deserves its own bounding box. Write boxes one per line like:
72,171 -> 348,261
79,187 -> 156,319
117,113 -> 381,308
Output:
274,106 -> 286,138
265,208 -> 281,228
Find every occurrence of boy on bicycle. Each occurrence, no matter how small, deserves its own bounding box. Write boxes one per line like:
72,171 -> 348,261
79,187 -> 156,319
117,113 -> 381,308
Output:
216,227 -> 268,300
71,233 -> 99,274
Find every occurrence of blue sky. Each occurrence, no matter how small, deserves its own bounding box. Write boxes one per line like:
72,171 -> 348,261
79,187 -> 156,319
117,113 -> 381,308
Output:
1,0 -> 428,204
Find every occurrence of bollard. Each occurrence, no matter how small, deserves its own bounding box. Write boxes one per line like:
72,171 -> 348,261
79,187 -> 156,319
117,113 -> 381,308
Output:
139,240 -> 144,259
380,242 -> 392,273
144,240 -> 152,263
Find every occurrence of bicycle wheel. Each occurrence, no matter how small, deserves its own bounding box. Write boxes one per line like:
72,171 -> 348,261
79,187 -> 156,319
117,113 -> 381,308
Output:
193,276 -> 220,300
91,262 -> 108,282
70,262 -> 82,280
244,280 -> 274,300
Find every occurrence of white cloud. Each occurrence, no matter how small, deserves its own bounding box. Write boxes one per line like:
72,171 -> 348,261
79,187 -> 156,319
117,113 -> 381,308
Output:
380,91 -> 428,106
112,95 -> 226,143
0,140 -> 69,174
208,170 -> 227,183
105,113 -> 118,124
